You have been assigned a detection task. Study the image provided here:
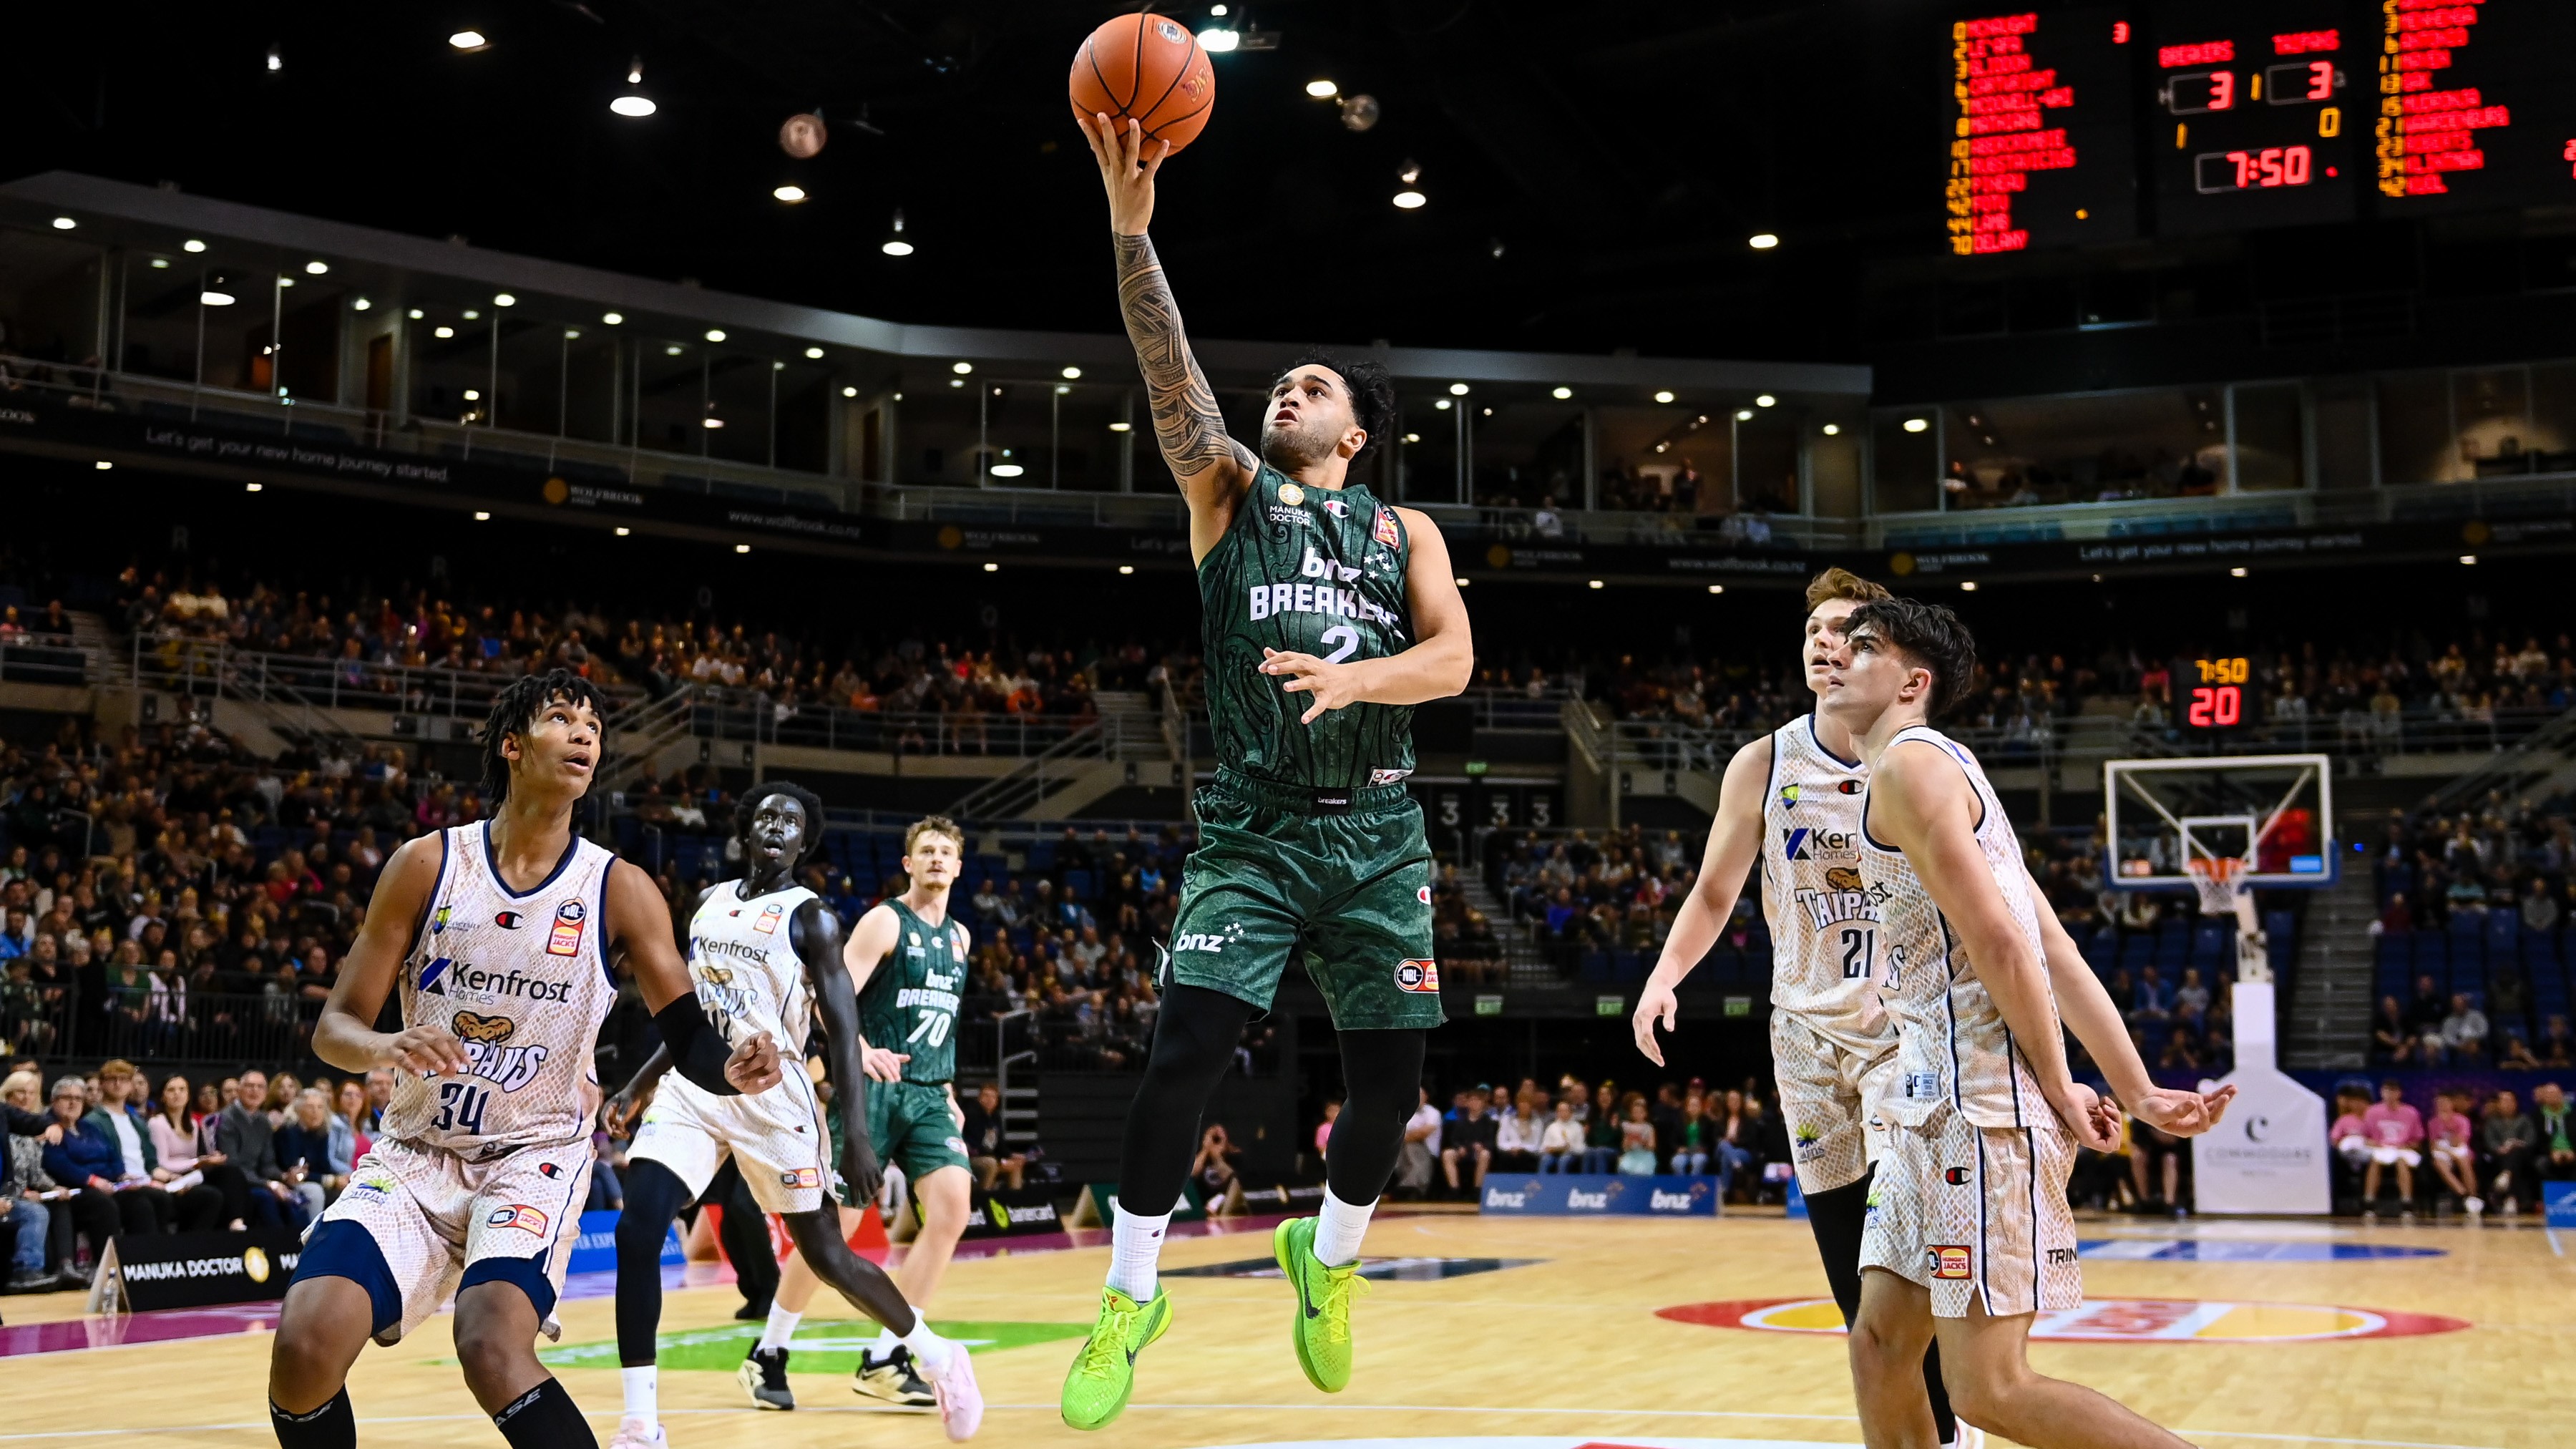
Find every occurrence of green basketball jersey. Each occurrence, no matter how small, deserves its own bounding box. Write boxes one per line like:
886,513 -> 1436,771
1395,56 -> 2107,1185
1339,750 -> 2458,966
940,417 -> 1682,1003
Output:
857,897 -> 967,1085
1197,466 -> 1418,791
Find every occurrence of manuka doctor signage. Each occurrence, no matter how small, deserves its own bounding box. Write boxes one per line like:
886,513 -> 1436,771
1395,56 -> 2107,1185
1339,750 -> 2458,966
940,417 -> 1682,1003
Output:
1478,1173 -> 1717,1217
94,1228 -> 306,1312
2192,980 -> 2329,1214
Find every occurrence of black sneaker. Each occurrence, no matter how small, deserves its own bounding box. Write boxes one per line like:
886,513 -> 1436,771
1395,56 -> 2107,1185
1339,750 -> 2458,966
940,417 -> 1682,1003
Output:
738,1346 -> 796,1410
853,1344 -> 937,1407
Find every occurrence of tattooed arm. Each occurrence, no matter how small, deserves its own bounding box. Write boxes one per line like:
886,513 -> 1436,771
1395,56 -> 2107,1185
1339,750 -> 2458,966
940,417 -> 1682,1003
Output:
1080,113 -> 1257,560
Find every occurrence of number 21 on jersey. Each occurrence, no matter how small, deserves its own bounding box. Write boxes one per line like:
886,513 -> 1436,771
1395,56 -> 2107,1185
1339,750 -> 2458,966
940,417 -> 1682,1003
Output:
1838,926 -> 1875,980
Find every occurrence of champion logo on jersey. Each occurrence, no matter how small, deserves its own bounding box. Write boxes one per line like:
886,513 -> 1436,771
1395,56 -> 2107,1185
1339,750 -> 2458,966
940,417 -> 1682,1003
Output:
1321,497 -> 1349,518
538,1162 -> 564,1179
494,911 -> 524,930
1943,1166 -> 1973,1185
1837,779 -> 1865,794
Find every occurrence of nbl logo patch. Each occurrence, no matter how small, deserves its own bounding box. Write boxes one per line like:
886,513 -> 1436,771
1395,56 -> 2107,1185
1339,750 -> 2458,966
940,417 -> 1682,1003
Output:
1393,960 -> 1440,993
780,1167 -> 821,1189
487,1205 -> 550,1236
546,899 -> 586,957
1373,507 -> 1402,547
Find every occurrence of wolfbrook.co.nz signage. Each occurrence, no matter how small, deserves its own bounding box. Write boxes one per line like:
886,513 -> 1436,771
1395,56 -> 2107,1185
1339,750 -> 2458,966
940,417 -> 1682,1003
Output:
92,1228 -> 307,1312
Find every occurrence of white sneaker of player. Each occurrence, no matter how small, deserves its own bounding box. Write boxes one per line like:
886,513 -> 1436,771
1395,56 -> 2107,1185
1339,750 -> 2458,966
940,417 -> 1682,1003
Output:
922,1342 -> 983,1440
1944,1421 -> 1986,1449
2464,1195 -> 2485,1218
608,1419 -> 668,1449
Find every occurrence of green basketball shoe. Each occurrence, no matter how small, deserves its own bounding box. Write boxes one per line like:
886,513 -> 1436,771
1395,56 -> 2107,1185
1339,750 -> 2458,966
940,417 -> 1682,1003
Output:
1059,1286 -> 1172,1430
1274,1215 -> 1368,1393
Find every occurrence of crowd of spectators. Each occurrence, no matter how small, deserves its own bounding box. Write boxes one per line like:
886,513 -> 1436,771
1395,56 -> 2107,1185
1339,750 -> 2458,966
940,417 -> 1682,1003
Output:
2370,789 -> 2576,1065
123,562 -> 1204,748
2327,1076 -> 2575,1217
1387,1072 -> 1792,1204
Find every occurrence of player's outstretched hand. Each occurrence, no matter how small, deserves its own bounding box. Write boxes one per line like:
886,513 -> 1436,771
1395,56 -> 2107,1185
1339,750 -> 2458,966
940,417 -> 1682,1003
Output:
602,1085 -> 653,1138
1631,979 -> 1679,1067
383,1023 -> 470,1077
726,1031 -> 785,1095
841,1140 -> 886,1205
1079,112 -> 1169,238
2049,1080 -> 2120,1151
860,1045 -> 911,1083
1260,647 -> 1363,724
2129,1083 -> 2237,1138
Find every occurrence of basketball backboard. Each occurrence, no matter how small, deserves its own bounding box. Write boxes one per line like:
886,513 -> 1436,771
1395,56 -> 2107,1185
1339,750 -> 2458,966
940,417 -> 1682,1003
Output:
2102,753 -> 2335,890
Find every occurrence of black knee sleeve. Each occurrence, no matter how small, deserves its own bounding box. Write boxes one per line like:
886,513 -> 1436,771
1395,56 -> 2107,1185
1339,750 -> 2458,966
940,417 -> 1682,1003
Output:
1116,984 -> 1259,1215
615,1159 -> 692,1367
491,1378 -> 596,1449
1324,1028 -> 1428,1203
1806,1166 -> 1956,1443
270,1389 -> 355,1449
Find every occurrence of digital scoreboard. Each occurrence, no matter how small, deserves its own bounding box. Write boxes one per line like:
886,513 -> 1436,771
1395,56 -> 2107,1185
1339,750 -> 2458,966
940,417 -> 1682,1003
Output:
1945,8 -> 2139,255
1938,1 -> 2576,253
2149,3 -> 2357,235
2371,0 -> 2576,212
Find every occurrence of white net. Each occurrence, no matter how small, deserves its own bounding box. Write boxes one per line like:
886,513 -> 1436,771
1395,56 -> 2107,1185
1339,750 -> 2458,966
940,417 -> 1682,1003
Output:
2188,857 -> 2246,918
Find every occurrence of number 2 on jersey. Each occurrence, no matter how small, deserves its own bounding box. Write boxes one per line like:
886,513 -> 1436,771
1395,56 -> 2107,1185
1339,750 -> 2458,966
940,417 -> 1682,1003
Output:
1839,927 -> 1875,980
432,1081 -> 489,1135
1318,625 -> 1361,663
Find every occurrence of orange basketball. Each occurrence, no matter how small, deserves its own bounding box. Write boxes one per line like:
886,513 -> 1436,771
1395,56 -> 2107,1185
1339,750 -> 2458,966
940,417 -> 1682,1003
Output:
1069,12 -> 1216,156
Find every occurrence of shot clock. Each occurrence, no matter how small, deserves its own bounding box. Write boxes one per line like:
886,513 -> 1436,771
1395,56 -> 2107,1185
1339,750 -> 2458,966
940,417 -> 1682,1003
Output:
2174,655 -> 2254,733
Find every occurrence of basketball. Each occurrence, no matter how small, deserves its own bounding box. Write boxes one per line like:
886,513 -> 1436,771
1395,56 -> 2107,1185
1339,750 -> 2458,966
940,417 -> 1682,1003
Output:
1068,12 -> 1216,156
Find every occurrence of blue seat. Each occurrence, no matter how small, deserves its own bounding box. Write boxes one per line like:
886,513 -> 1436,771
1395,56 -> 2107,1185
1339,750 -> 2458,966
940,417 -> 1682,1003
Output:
2487,912 -> 2521,953
1612,950 -> 1644,983
1580,951 -> 1610,982
1064,869 -> 1094,901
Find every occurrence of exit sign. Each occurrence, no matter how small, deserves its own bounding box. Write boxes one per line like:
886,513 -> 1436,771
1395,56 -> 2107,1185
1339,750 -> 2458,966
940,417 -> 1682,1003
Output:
1723,996 -> 1752,1018
1474,995 -> 1503,1016
1596,996 -> 1624,1016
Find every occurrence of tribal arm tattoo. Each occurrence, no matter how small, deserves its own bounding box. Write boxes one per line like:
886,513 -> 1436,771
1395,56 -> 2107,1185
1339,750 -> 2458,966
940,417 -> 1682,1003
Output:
1113,233 -> 1258,497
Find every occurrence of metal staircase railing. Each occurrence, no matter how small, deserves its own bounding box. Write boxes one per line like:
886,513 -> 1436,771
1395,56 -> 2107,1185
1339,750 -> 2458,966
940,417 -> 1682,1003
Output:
2415,703 -> 2576,816
597,686 -> 698,795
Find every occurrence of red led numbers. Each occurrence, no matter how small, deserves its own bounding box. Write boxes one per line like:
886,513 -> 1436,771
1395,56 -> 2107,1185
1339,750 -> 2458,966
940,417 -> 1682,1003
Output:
2187,686 -> 2243,728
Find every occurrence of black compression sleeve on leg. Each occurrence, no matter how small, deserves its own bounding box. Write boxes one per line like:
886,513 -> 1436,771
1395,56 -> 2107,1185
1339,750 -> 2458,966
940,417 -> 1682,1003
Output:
269,1389 -> 355,1449
491,1378 -> 597,1449
1115,984 -> 1259,1216
614,1159 -> 692,1367
1807,1167 -> 1958,1444
1324,1028 -> 1428,1203
1801,1171 -> 1871,1328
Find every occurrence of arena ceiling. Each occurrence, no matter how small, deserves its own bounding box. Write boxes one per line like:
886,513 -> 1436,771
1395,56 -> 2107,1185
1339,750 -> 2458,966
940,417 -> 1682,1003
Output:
12,1 -> 1955,361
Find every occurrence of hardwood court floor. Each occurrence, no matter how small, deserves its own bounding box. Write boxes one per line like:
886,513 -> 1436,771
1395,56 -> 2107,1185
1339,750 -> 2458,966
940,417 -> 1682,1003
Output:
2,1208 -> 2565,1449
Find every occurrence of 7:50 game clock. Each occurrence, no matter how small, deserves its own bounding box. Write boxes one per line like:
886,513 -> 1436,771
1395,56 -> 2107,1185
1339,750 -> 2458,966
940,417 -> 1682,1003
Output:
2150,2 -> 2357,235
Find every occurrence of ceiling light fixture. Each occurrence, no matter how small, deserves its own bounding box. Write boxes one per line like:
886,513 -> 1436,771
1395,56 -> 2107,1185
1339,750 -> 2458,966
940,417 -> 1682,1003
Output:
611,94 -> 656,117
563,328 -> 579,339
1903,417 -> 1929,433
493,293 -> 514,307
461,308 -> 477,319
991,463 -> 1025,479
94,461 -> 112,471
449,29 -> 489,52
734,544 -> 750,553
463,389 -> 480,401
1199,22 -> 1241,52
1960,580 -> 1979,592
1448,383 -> 1470,396
703,416 -> 725,429
1402,432 -> 1420,443
882,209 -> 913,256
615,527 -> 631,537
1118,565 -> 1136,575
150,259 -> 170,269
602,312 -> 623,325
704,329 -> 726,343
983,562 -> 1000,572
665,345 -> 683,356
182,239 -> 206,253
200,288 -> 236,306
406,308 -> 424,319
351,297 -> 370,311
245,482 -> 263,493
1392,189 -> 1425,210
1707,584 -> 1725,595
1821,423 -> 1839,436
1108,421 -> 1132,432
804,346 -> 824,359
266,44 -> 282,73
841,386 -> 858,397
1435,399 -> 1451,411
473,510 -> 492,521
1755,394 -> 1776,407
1062,366 -> 1083,379
1305,79 -> 1338,98
1587,580 -> 1604,590
1652,390 -> 1675,404
773,185 -> 807,203
434,326 -> 455,338
1551,386 -> 1572,400
1748,232 -> 1780,250
49,218 -> 76,231
952,361 -> 973,374
303,260 -> 328,275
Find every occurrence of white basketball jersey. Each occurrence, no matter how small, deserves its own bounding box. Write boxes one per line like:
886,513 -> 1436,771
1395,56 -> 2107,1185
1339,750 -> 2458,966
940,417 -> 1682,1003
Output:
1859,726 -> 2057,1131
389,821 -> 617,1156
684,880 -> 821,1053
1760,714 -> 1888,1044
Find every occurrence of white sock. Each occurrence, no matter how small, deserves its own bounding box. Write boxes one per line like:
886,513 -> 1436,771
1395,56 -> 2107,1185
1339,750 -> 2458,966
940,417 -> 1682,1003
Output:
870,1325 -> 900,1355
1106,1204 -> 1172,1302
620,1365 -> 658,1428
1312,1188 -> 1376,1268
756,1305 -> 802,1354
898,1307 -> 954,1372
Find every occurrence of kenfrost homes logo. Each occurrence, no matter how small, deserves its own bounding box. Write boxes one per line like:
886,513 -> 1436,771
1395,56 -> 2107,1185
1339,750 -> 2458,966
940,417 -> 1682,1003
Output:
1782,826 -> 1858,862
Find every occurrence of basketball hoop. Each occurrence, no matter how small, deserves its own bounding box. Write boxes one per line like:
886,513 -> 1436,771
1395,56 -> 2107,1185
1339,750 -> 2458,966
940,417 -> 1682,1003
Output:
2187,855 -> 2246,918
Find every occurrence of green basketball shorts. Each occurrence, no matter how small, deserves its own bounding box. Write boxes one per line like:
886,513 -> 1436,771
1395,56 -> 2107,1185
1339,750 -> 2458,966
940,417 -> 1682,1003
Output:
1163,768 -> 1443,1030
860,1080 -> 972,1184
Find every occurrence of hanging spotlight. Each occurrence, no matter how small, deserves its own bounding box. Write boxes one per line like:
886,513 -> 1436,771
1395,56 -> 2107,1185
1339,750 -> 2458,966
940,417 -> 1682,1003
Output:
1551,386 -> 1573,400
1748,232 -> 1780,250
1448,383 -> 1470,396
773,185 -> 808,203
150,259 -> 170,269
434,326 -> 456,338
182,239 -> 207,253
1392,190 -> 1425,210
1756,394 -> 1776,407
779,111 -> 829,158
448,29 -> 490,52
882,209 -> 914,256
1653,390 -> 1676,404
1199,20 -> 1241,52
265,44 -> 282,72
303,260 -> 329,275
951,361 -> 974,375
1338,94 -> 1380,131
49,218 -> 76,231
611,60 -> 655,117
805,346 -> 825,360
1902,417 -> 1929,433
602,312 -> 624,325
1062,366 -> 1083,380
351,298 -> 371,311
493,293 -> 515,307
1735,409 -> 1755,421
1305,79 -> 1339,98
841,386 -> 859,397
200,275 -> 237,306
1821,424 -> 1840,436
